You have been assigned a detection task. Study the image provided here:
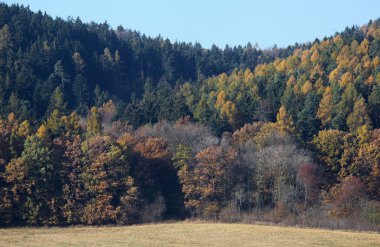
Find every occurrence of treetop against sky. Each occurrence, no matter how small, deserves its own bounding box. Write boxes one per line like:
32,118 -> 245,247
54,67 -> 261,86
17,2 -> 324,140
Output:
3,0 -> 380,48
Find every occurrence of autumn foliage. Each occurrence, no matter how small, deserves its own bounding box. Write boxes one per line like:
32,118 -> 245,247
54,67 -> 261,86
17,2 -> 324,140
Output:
0,4 -> 380,230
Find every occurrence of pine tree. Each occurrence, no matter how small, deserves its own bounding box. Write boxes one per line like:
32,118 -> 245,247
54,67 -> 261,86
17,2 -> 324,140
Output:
346,98 -> 372,133
7,93 -> 21,117
87,107 -> 101,136
47,87 -> 67,115
46,109 -> 62,135
369,85 -> 380,127
276,106 -> 295,134
94,84 -> 109,108
297,92 -> 320,140
317,87 -> 333,128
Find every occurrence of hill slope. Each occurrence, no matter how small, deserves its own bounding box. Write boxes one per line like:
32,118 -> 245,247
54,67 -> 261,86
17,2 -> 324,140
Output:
0,3 -> 297,119
0,3 -> 380,229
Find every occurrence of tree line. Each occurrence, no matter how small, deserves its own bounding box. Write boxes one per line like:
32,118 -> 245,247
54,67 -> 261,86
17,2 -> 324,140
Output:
0,107 -> 379,229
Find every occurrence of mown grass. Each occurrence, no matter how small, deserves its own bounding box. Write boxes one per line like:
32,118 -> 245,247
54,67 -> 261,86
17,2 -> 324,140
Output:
0,222 -> 379,246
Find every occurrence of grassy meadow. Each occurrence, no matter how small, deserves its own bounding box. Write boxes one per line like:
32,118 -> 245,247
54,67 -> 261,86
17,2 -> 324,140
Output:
0,222 -> 379,247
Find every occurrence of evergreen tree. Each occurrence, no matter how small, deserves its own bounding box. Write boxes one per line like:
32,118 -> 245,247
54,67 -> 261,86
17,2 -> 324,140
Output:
47,87 -> 67,116
87,107 -> 101,136
93,84 -> 109,108
369,85 -> 380,128
346,98 -> 372,133
297,92 -> 320,141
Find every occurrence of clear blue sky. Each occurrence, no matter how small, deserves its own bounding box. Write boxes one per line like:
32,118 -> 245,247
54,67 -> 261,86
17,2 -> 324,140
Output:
2,0 -> 380,49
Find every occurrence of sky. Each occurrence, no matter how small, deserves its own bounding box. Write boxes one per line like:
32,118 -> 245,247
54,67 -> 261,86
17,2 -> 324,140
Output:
2,0 -> 380,49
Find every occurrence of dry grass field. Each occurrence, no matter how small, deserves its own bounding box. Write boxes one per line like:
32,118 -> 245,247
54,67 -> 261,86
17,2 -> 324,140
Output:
0,222 -> 379,247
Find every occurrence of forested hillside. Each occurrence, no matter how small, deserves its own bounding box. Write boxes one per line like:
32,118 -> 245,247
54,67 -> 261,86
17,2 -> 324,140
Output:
0,3 -> 380,229
0,3 -> 301,120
